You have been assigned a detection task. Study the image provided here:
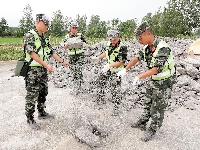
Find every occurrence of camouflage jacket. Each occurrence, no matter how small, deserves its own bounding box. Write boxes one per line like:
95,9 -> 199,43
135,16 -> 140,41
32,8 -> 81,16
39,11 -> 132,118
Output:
104,40 -> 128,63
23,28 -> 55,55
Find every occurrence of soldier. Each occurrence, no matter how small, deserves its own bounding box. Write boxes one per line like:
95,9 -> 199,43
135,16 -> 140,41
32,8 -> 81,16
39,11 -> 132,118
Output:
92,28 -> 128,116
24,14 -> 70,130
117,21 -> 176,141
62,20 -> 87,95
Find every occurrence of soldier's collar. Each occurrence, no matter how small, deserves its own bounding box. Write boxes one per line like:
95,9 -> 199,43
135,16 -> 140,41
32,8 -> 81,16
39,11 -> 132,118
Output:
152,37 -> 159,47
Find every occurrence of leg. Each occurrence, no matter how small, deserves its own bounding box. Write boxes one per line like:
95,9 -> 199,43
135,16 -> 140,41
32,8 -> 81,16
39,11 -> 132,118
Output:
37,69 -> 54,119
110,74 -> 122,116
25,67 -> 41,129
76,55 -> 84,90
37,68 -> 48,112
150,87 -> 172,131
131,85 -> 153,130
96,73 -> 108,104
69,56 -> 81,94
141,86 -> 172,142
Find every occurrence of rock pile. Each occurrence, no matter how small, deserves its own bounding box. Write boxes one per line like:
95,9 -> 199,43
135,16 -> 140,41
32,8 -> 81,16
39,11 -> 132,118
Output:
47,37 -> 200,148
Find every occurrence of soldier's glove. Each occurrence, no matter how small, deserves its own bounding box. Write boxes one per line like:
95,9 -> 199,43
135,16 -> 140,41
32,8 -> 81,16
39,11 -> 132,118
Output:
102,64 -> 110,74
132,76 -> 140,89
91,56 -> 99,60
82,42 -> 87,48
117,68 -> 127,78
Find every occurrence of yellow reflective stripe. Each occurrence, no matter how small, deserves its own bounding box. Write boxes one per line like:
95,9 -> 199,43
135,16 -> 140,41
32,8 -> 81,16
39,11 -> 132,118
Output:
29,60 -> 43,66
152,67 -> 175,80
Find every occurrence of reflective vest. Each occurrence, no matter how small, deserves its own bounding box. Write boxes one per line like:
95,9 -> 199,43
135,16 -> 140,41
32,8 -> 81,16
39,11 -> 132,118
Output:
25,30 -> 51,66
142,40 -> 175,80
66,33 -> 84,55
105,42 -> 124,72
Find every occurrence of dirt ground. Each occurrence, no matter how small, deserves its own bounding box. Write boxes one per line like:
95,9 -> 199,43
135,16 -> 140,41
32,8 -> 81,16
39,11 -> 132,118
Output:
0,61 -> 200,150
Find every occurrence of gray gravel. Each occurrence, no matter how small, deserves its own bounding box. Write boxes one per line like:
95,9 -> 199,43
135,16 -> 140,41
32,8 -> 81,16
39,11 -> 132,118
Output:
1,37 -> 200,150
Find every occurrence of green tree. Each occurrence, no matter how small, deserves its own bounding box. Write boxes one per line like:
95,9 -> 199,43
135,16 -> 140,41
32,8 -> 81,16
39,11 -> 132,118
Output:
119,19 -> 137,40
76,14 -> 87,35
0,17 -> 8,36
17,4 -> 34,37
86,15 -> 100,38
49,10 -> 65,37
150,9 -> 163,36
160,4 -> 190,37
110,18 -> 120,28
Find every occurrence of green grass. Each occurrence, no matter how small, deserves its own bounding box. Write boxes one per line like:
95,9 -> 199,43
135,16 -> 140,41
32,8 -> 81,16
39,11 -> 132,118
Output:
0,37 -> 23,44
0,48 -> 23,61
0,37 -> 105,61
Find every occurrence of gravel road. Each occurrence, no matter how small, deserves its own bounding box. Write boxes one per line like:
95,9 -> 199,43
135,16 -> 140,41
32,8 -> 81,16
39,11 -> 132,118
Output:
0,60 -> 200,150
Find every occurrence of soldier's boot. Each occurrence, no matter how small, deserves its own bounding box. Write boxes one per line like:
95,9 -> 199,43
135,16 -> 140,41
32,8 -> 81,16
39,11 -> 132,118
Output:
131,120 -> 147,131
27,116 -> 40,130
38,110 -> 55,120
141,128 -> 156,142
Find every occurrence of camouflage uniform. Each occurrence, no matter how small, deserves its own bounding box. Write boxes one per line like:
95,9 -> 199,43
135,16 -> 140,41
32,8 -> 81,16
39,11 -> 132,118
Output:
24,29 -> 54,120
63,33 -> 86,91
136,38 -> 176,131
96,40 -> 127,108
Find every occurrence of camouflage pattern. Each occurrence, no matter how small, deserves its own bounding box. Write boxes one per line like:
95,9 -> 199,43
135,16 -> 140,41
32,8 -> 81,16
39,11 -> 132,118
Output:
36,14 -> 50,26
137,38 -> 171,73
69,20 -> 79,27
63,33 -> 86,91
96,41 -> 127,107
23,29 -> 54,55
25,67 -> 48,118
24,28 -> 53,119
107,29 -> 120,40
135,21 -> 151,40
96,71 -> 122,106
139,75 -> 176,131
136,38 -> 176,131
69,54 -> 84,90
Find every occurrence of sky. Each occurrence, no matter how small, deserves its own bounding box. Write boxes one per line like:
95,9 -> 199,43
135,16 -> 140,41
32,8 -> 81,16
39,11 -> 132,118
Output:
1,0 -> 169,27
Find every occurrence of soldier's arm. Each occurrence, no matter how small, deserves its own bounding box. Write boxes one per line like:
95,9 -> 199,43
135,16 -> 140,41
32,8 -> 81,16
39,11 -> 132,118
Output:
98,53 -> 106,59
23,32 -> 36,54
137,67 -> 158,79
24,32 -> 48,67
29,52 -> 49,69
125,49 -> 143,71
61,35 -> 69,49
81,34 -> 87,43
154,47 -> 171,73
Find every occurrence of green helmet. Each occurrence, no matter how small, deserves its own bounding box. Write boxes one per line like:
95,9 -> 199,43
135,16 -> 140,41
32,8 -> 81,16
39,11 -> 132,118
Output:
36,14 -> 51,26
135,21 -> 151,40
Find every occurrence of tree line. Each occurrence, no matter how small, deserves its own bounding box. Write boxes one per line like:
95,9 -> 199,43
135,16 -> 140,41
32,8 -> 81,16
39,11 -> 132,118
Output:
0,0 -> 199,39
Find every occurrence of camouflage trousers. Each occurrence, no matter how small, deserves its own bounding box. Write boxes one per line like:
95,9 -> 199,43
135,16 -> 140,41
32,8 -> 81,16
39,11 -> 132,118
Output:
69,54 -> 84,90
25,67 -> 48,118
96,71 -> 122,106
139,75 -> 176,131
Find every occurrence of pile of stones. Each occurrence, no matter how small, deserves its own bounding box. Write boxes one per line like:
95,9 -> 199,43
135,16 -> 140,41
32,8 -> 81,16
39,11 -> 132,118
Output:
48,37 -> 200,148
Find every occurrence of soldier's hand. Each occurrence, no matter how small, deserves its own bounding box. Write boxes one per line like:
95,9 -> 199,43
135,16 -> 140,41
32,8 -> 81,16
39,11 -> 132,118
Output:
64,45 -> 68,49
91,56 -> 99,60
63,61 -> 70,67
117,68 -> 127,78
132,76 -> 140,89
46,64 -> 54,72
82,42 -> 87,48
102,64 -> 110,74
